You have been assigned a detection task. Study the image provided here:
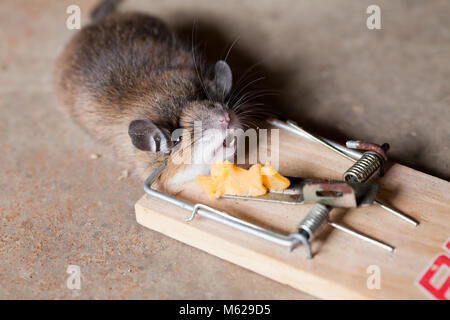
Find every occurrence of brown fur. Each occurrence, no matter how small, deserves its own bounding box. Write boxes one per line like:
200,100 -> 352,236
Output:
54,11 -> 224,181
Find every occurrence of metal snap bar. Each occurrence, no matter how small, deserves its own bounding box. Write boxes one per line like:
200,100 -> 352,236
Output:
144,162 -> 311,257
144,162 -> 394,258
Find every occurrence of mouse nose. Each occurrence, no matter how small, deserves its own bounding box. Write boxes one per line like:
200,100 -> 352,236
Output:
218,112 -> 230,125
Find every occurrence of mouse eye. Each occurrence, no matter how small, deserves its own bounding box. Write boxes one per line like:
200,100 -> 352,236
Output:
173,128 -> 183,146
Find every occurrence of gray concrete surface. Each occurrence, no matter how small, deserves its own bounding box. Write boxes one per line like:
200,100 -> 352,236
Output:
0,0 -> 448,299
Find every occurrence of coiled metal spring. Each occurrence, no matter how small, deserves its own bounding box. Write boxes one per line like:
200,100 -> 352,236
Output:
343,152 -> 382,183
298,204 -> 330,239
297,203 -> 394,258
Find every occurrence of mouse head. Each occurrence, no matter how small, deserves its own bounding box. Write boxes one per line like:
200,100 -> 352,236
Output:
128,60 -> 242,166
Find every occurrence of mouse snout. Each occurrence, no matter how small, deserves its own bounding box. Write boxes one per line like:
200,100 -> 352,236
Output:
217,111 -> 231,128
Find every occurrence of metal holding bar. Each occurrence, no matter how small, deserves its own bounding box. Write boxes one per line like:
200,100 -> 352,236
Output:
267,118 -> 418,226
143,162 -> 311,256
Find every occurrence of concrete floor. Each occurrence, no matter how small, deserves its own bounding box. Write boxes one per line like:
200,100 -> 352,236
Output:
0,0 -> 448,299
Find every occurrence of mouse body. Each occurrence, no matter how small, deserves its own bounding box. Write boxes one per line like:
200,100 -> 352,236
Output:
54,0 -> 244,189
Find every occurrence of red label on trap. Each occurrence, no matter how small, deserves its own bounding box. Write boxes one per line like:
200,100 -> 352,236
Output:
417,238 -> 450,300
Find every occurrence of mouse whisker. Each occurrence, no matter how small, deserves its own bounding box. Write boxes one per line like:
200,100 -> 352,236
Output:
232,88 -> 280,105
238,119 -> 260,129
227,62 -> 264,102
223,36 -> 241,63
227,76 -> 266,105
232,92 -> 280,111
233,102 -> 267,113
191,22 -> 213,104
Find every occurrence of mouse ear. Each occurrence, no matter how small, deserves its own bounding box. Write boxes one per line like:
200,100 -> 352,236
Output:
128,119 -> 172,153
211,60 -> 232,100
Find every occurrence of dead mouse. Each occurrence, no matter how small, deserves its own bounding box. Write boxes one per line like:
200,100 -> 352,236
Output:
54,0 -> 253,190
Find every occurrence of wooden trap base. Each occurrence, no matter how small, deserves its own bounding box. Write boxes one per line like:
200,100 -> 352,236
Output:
135,127 -> 450,299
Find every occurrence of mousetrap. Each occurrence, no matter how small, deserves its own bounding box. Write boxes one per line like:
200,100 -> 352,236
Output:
135,119 -> 450,299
